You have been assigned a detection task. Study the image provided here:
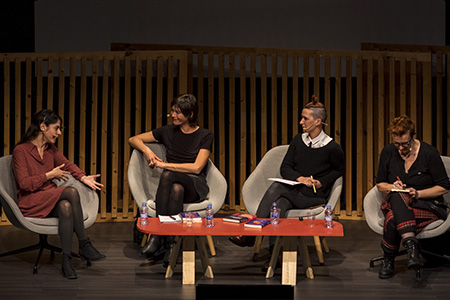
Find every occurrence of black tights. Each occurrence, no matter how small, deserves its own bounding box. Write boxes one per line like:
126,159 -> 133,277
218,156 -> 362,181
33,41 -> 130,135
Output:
155,170 -> 199,216
52,187 -> 86,254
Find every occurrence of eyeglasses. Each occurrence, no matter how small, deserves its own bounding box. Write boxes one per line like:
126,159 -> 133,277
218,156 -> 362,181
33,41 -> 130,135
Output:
393,139 -> 412,148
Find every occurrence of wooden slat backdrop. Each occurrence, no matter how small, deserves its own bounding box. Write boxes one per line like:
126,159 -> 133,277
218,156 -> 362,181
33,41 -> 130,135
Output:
111,43 -> 435,220
0,51 -> 189,224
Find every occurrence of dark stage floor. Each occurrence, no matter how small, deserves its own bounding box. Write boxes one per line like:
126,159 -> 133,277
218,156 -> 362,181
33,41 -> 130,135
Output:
0,220 -> 449,300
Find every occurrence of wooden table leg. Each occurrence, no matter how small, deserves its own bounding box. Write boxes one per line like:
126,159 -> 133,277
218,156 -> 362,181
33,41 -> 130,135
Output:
298,236 -> 314,279
313,236 -> 324,264
282,236 -> 298,286
196,237 -> 214,278
253,236 -> 263,261
266,236 -> 282,278
182,236 -> 196,284
206,235 -> 216,257
165,236 -> 182,278
321,237 -> 329,253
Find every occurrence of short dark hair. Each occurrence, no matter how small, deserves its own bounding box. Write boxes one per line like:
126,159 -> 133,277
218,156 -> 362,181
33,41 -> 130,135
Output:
171,94 -> 199,126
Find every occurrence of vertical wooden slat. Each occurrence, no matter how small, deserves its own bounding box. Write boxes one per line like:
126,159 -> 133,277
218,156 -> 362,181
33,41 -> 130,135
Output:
388,57 -> 395,123
79,57 -> 87,171
133,56 -> 142,215
58,57 -> 65,154
435,52 -> 443,153
167,56 -> 174,116
3,57 -> 10,155
271,54 -> 277,147
197,51 -> 204,127
156,57 -> 164,128
123,56 -> 131,219
250,53 -> 257,171
334,56 -> 342,216
15,58 -> 21,145
239,53 -> 247,210
218,52 -> 226,177
303,55 -> 309,106
111,56 -> 120,218
178,52 -> 189,94
261,54 -> 268,155
292,55 -> 299,138
447,54 -> 450,156
366,58 -> 374,190
25,58 -> 32,129
324,56 -> 331,136
281,54 -> 288,144
422,59 -> 432,144
68,58 -> 76,162
345,57 -> 352,216
208,52 -> 215,156
314,55 -> 320,99
377,57 -> 385,160
90,57 -> 99,176
399,58 -> 406,116
47,57 -> 54,110
100,59 -> 109,219
145,58 -> 153,131
36,58 -> 43,111
356,57 -> 363,217
229,53 -> 236,210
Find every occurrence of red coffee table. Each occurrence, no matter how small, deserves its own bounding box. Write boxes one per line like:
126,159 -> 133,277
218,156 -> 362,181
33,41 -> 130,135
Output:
137,218 -> 343,285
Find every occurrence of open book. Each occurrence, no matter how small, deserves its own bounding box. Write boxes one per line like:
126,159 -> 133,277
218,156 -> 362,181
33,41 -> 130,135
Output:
268,178 -> 304,186
158,214 -> 183,223
390,188 -> 410,193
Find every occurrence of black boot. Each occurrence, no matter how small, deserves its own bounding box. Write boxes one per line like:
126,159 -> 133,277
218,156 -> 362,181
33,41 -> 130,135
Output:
379,255 -> 395,279
163,236 -> 175,268
140,235 -> 165,259
62,253 -> 78,279
79,238 -> 106,262
402,237 -> 423,270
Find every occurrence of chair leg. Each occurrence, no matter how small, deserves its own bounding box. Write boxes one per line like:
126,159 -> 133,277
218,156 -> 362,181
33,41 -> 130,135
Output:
313,236 -> 324,264
253,236 -> 263,261
321,237 -> 330,253
206,235 -> 216,257
141,234 -> 149,247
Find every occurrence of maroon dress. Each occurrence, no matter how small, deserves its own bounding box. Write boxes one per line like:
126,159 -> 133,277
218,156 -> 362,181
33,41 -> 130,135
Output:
12,142 -> 86,218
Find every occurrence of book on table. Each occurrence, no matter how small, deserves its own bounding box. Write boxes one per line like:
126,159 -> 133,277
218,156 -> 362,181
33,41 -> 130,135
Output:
158,214 -> 183,223
244,219 -> 271,228
223,213 -> 257,223
179,212 -> 202,223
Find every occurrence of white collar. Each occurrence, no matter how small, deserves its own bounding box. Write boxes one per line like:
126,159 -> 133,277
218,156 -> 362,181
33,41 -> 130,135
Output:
302,130 -> 332,148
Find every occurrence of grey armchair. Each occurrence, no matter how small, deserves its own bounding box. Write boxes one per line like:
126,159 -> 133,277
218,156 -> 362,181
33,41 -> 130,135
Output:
242,145 -> 343,263
364,156 -> 450,278
0,155 -> 99,274
127,143 -> 227,255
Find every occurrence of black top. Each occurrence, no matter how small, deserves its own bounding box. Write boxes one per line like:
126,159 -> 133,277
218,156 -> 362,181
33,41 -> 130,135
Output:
152,125 -> 214,176
280,134 -> 345,198
376,141 -> 450,201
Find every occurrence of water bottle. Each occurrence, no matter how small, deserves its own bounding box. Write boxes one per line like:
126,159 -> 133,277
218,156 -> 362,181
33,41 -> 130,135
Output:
270,202 -> 279,225
205,204 -> 214,227
324,205 -> 333,228
140,202 -> 148,225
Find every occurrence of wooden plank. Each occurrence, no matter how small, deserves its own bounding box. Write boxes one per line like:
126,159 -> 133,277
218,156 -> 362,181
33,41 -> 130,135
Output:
90,57 -> 99,176
292,55 -> 299,138
240,53 -> 247,211
435,52 -> 443,153
377,57 -> 385,161
197,51 -> 204,127
399,58 -> 406,116
356,57 -> 364,217
68,58 -> 76,162
36,58 -> 43,112
324,56 -> 331,136
447,54 -> 450,156
261,54 -> 268,155
271,54 -> 277,147
123,56 -> 131,219
167,56 -> 174,119
208,52 -> 215,157
314,54 -> 320,100
100,59 -> 109,219
366,58 -> 374,190
47,57 -> 54,110
229,53 -> 236,210
3,57 -> 10,155
281,54 -> 288,144
218,52 -> 226,177
250,53 -> 257,170
388,57 -> 395,123
422,60 -> 432,144
156,57 -> 164,128
79,57 -> 87,171
345,57 -> 352,216
14,58 -> 21,145
58,57 -> 65,154
145,58 -> 153,131
303,55 -> 309,106
25,58 -> 32,129
111,56 -> 120,219
334,56 -> 342,215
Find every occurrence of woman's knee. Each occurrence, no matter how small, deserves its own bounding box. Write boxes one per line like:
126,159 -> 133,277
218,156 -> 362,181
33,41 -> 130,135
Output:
56,199 -> 72,218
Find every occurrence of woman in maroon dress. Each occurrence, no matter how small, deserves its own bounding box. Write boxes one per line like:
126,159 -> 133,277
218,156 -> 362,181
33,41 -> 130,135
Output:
12,109 -> 105,279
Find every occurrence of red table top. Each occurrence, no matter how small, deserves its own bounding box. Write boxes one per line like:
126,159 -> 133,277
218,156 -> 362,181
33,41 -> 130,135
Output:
137,218 -> 343,237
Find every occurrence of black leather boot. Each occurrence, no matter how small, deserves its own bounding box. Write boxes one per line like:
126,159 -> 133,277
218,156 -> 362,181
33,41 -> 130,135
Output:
162,236 -> 175,268
402,237 -> 423,270
140,235 -> 165,259
62,253 -> 78,279
79,238 -> 106,262
379,255 -> 395,279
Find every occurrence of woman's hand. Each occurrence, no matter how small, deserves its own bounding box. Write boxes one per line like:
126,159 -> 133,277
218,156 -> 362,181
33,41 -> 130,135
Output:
408,187 -> 419,200
144,149 -> 163,168
80,174 -> 104,190
393,180 -> 406,190
47,163 -> 70,181
297,176 -> 320,188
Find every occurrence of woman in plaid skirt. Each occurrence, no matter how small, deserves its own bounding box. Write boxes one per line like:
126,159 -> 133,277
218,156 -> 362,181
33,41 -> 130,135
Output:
375,115 -> 450,279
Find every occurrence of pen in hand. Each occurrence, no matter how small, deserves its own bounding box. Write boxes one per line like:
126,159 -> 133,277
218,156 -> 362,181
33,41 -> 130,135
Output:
310,175 -> 317,193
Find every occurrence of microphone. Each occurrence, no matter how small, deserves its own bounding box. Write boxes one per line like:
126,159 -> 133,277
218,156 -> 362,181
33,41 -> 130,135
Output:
167,113 -> 171,117
303,123 -> 314,131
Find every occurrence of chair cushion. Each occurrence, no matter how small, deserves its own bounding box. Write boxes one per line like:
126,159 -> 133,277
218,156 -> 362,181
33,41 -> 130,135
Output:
147,199 -> 211,214
286,206 -> 324,218
25,211 -> 89,226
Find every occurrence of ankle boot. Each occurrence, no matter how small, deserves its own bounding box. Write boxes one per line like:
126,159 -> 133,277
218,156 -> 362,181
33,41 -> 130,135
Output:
62,253 -> 78,279
140,235 -> 165,259
402,237 -> 423,270
163,236 -> 175,268
79,238 -> 106,262
379,255 -> 395,279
